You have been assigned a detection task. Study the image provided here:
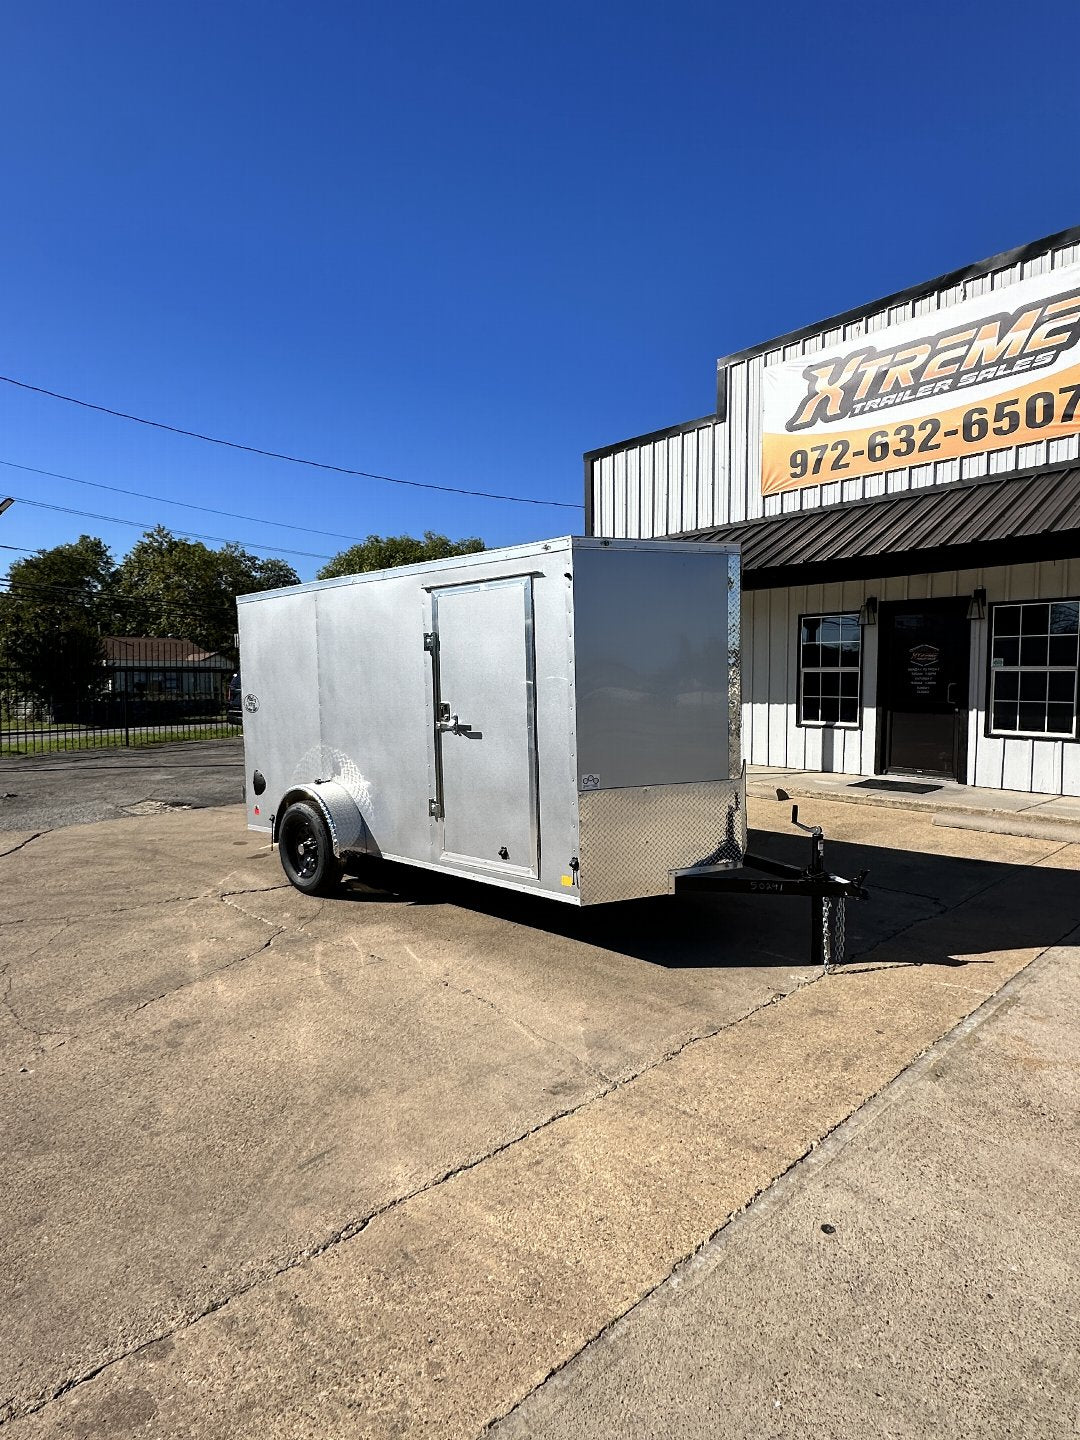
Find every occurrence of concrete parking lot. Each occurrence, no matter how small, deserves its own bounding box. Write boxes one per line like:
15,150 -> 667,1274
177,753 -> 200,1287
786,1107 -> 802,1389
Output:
1,743 -> 1077,1437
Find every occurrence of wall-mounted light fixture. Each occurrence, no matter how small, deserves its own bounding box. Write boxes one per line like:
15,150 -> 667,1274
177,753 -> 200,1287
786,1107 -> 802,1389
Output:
858,595 -> 878,626
966,587 -> 987,621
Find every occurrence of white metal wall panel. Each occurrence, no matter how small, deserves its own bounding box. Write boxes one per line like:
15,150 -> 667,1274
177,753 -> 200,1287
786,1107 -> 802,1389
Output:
589,235 -> 1080,538
588,419 -> 727,539
741,559 -> 1079,796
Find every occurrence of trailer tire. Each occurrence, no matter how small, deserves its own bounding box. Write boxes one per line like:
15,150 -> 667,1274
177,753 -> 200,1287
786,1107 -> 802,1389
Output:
278,801 -> 343,896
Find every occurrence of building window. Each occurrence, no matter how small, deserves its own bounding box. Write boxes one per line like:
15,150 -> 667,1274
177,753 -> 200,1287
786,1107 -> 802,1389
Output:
799,613 -> 861,726
989,599 -> 1079,738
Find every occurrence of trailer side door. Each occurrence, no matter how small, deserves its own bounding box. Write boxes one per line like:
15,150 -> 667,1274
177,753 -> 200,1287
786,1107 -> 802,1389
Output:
429,576 -> 538,876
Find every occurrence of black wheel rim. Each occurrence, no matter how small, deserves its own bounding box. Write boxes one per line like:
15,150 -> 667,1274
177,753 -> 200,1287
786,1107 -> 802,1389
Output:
285,816 -> 320,880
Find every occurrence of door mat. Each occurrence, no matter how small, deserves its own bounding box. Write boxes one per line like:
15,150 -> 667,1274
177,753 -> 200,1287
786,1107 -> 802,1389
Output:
849,779 -> 943,795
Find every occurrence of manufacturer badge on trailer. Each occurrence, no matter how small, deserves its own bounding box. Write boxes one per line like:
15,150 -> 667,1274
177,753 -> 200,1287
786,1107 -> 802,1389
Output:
244,694 -> 260,713
580,773 -> 600,790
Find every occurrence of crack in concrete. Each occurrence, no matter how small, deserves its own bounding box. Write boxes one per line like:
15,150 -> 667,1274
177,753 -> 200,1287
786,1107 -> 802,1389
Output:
0,876 -> 286,930
401,943 -> 615,1086
0,830 -> 47,859
0,962 -> 70,1053
842,858 -> 1062,967
458,982 -> 614,1086
0,893 -> 286,1050
217,883 -> 290,899
1032,840 -> 1078,868
0,969 -> 822,1426
0,892 -> 267,928
0,923 -> 79,1059
119,886 -> 296,1019
218,890 -> 303,937
125,928 -> 286,1019
868,881 -> 949,911
845,914 -> 939,965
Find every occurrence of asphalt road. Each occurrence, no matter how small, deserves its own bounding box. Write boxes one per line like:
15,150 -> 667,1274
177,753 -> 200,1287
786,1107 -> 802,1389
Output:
0,739 -> 243,830
1,757 -> 1078,1438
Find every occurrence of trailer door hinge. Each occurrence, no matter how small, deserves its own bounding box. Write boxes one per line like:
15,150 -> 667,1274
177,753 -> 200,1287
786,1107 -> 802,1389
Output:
423,631 -> 438,653
428,798 -> 443,818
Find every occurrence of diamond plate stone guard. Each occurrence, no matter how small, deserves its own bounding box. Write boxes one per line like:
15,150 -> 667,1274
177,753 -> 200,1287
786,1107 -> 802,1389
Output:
577,774 -> 747,905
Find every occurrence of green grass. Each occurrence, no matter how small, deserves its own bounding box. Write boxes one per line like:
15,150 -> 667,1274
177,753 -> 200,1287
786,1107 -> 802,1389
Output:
0,726 -> 241,756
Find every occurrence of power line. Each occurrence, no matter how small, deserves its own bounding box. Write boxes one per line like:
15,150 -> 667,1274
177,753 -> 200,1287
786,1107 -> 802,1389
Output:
5,494 -> 332,561
0,374 -> 585,510
0,576 -> 239,609
0,458 -> 375,543
0,578 -> 220,612
0,580 -> 112,596
0,604 -> 231,629
0,578 -> 264,629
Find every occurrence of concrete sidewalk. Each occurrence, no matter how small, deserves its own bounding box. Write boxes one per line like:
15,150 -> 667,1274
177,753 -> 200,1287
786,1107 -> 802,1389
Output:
493,934 -> 1080,1440
749,766 -> 1080,844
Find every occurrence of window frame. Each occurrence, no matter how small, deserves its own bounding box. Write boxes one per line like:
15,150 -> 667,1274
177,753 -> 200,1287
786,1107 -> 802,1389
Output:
796,610 -> 863,730
984,597 -> 1080,743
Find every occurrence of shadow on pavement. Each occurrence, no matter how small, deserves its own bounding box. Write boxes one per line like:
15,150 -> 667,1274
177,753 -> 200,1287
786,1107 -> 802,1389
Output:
334,826 -> 1080,973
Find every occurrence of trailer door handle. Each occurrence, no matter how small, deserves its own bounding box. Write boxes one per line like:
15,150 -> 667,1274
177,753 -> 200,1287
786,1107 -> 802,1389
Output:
946,682 -> 958,706
437,714 -> 473,735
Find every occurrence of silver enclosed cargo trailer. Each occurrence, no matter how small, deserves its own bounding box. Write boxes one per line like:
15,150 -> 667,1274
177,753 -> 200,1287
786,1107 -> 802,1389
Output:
238,536 -> 745,905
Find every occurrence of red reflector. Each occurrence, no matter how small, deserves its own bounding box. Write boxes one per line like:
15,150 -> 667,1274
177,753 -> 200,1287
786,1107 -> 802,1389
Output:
254,805 -> 260,816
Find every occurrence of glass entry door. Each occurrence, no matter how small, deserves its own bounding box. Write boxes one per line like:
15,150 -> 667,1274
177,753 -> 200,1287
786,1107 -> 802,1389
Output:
877,599 -> 971,780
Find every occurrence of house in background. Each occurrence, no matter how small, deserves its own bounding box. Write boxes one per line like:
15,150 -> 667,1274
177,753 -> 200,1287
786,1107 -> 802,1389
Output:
103,636 -> 233,705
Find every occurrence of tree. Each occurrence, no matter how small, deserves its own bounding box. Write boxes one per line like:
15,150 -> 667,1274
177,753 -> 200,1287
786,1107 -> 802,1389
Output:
316,531 -> 484,581
0,528 -> 301,718
116,528 -> 300,652
0,536 -> 117,711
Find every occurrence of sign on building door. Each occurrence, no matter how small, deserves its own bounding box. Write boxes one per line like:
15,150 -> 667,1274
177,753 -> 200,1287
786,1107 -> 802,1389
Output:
761,264 -> 1080,497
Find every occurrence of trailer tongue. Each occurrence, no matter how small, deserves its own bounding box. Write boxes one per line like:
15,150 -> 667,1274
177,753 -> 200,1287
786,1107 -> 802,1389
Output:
673,805 -> 869,973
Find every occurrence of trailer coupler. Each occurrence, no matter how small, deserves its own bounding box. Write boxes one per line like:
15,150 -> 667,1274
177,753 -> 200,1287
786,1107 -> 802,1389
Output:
673,805 -> 868,973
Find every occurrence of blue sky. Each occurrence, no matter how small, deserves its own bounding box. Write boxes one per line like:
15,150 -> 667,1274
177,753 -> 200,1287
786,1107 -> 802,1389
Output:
2,0 -> 1078,581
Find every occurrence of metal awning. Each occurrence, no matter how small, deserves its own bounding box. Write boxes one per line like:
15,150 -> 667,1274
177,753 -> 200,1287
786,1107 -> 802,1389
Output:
679,466 -> 1080,588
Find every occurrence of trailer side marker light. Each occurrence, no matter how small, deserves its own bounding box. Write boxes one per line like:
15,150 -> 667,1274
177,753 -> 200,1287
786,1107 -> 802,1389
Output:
254,805 -> 260,816
560,874 -> 574,887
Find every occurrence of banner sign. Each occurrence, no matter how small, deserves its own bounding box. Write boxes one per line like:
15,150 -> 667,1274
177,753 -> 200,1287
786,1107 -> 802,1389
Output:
761,264 -> 1080,496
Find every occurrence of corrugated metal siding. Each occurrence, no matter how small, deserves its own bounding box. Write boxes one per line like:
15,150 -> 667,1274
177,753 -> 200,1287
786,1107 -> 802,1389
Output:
590,235 -> 1080,538
590,420 -> 725,537
742,558 -> 1080,796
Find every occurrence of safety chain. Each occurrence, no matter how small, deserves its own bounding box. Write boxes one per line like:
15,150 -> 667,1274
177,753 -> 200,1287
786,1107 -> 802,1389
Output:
822,896 -> 847,974
836,895 -> 846,965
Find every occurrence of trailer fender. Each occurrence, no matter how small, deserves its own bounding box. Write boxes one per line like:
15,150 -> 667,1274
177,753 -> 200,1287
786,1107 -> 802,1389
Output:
273,781 -> 371,858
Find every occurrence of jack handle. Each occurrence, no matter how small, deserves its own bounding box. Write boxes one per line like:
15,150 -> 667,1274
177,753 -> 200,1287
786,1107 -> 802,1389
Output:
789,803 -> 822,839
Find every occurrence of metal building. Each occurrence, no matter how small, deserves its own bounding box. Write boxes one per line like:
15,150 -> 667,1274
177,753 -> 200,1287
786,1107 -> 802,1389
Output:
585,226 -> 1080,797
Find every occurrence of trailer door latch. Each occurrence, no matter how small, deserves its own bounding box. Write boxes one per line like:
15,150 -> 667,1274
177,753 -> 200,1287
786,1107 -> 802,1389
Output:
423,631 -> 438,653
428,798 -> 443,818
